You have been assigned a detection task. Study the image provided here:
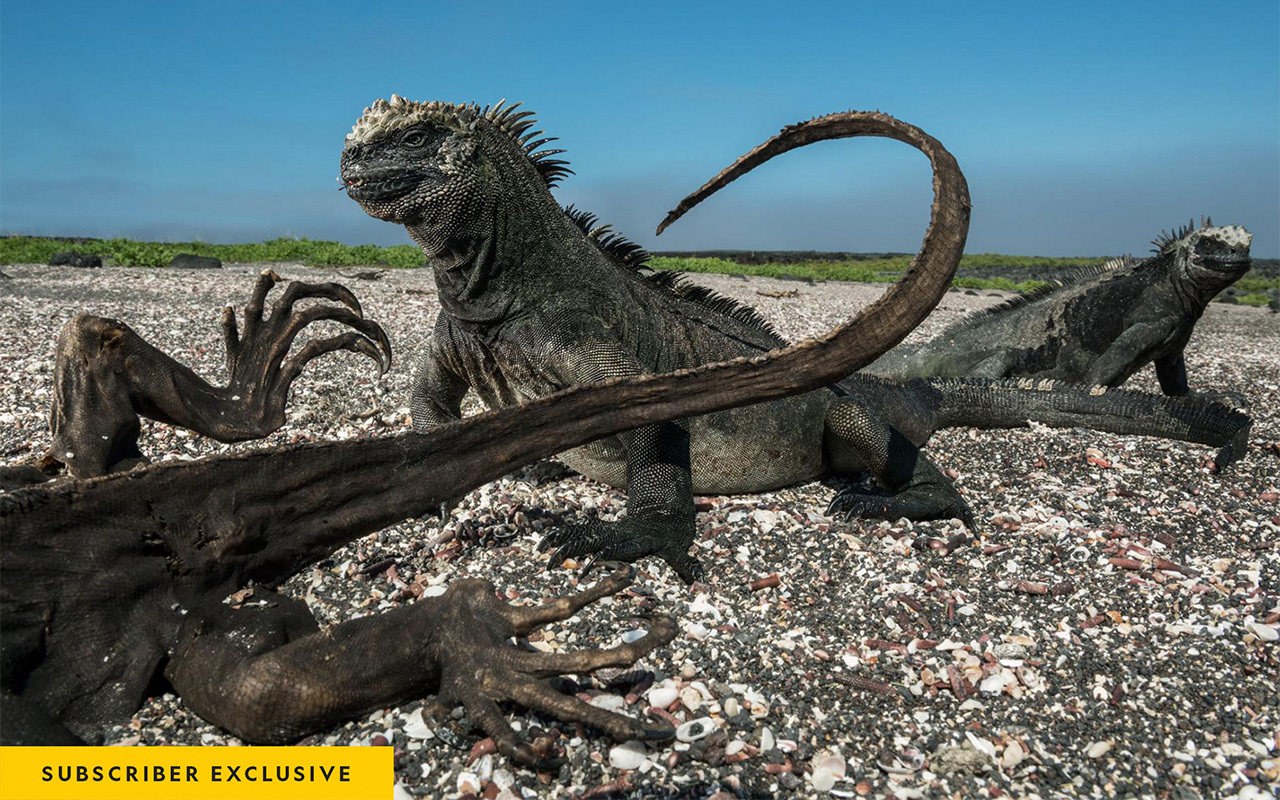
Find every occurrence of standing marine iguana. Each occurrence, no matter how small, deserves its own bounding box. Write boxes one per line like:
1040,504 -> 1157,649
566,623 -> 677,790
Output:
2,165 -> 982,752
339,98 -> 1251,581
866,220 -> 1253,395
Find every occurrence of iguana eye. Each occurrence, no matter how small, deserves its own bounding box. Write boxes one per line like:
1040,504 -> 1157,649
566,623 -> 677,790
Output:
400,130 -> 428,147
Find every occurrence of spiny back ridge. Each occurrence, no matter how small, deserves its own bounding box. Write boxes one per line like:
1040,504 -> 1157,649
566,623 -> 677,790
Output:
643,271 -> 788,346
1151,217 -> 1213,254
562,205 -> 651,269
937,256 -> 1133,337
561,203 -> 785,345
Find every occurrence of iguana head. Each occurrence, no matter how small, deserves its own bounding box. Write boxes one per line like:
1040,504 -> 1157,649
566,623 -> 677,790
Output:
340,96 -> 571,247
1155,220 -> 1252,300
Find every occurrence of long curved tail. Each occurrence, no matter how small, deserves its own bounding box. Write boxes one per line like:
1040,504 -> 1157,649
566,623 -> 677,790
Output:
658,110 -> 970,370
843,375 -> 1252,470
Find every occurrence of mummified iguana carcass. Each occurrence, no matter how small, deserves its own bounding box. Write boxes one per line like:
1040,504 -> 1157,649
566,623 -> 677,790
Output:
867,220 -> 1253,395
0,164 -> 971,752
339,98 -> 1251,581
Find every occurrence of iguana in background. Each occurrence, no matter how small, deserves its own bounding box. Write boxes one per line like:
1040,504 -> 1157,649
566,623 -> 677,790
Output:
340,99 -> 1250,581
867,220 -> 1253,395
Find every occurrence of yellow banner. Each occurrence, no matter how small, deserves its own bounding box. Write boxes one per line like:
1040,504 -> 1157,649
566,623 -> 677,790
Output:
0,747 -> 392,800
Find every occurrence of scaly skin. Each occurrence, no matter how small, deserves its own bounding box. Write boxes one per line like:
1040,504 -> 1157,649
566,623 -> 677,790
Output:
867,220 -> 1253,395
342,100 -> 972,580
2,104 -> 970,747
342,98 -> 1251,580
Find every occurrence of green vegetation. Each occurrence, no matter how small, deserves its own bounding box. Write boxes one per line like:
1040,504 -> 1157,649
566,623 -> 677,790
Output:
0,237 -> 424,268
4,237 -> 1275,298
651,254 -> 1082,293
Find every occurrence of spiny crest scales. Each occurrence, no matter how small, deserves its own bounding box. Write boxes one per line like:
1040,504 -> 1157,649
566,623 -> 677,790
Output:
347,95 -> 573,186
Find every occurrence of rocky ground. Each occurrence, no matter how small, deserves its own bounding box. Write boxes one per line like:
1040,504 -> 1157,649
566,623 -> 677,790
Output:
1,263 -> 1277,800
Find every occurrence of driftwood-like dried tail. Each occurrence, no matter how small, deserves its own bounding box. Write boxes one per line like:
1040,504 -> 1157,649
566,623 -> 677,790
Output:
658,110 -> 971,370
3,111 -> 969,591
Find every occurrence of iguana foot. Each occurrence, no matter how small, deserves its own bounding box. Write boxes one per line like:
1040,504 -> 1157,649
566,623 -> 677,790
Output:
1189,387 -> 1250,411
47,271 -> 392,477
827,480 -> 976,530
429,563 -> 677,768
539,515 -> 705,584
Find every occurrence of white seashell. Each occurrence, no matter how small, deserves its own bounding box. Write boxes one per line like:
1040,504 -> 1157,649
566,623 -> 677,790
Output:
675,717 -> 716,742
1245,621 -> 1279,641
647,682 -> 679,709
1085,740 -> 1113,758
680,687 -> 703,712
723,697 -> 741,717
965,731 -> 997,758
1002,741 -> 1025,769
402,708 -> 434,740
620,628 -> 647,644
589,694 -> 626,711
760,726 -> 775,752
609,740 -> 647,770
689,594 -> 722,620
979,672 -> 1007,694
818,753 -> 847,778
810,765 -> 835,791
456,772 -> 481,795
725,740 -> 747,756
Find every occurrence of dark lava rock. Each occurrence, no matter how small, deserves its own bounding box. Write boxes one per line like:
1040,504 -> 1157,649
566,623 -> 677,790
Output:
169,254 -> 222,270
48,251 -> 102,268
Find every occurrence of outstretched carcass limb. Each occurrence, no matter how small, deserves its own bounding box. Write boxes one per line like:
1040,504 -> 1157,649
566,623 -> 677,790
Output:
23,270 -> 392,482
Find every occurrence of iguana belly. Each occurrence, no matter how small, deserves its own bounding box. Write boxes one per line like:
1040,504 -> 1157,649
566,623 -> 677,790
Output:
560,390 -> 831,494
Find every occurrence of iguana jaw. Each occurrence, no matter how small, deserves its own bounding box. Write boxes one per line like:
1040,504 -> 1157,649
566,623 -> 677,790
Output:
341,170 -> 424,205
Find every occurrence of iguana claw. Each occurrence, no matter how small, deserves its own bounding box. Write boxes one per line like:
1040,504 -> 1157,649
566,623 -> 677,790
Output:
541,517 -> 705,584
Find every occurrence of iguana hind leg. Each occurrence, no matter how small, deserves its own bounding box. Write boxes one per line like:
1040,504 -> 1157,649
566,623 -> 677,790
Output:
823,398 -> 975,529
166,566 -> 674,766
43,271 -> 392,478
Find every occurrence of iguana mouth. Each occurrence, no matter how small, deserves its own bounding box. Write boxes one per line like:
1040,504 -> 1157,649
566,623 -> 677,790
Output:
1198,253 -> 1250,273
342,172 -> 422,203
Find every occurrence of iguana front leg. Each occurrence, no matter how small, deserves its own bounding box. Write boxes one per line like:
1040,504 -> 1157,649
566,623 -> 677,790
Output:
540,421 -> 702,582
1081,320 -> 1172,389
537,342 -> 703,583
44,271 -> 392,478
1154,351 -> 1190,395
165,565 -> 675,765
409,331 -> 470,518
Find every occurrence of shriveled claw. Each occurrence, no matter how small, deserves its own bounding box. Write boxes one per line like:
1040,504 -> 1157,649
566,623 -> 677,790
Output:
35,273 -> 393,478
421,576 -> 675,768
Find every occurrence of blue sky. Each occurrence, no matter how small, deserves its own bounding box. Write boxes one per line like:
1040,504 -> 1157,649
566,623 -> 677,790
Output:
2,1 -> 1277,257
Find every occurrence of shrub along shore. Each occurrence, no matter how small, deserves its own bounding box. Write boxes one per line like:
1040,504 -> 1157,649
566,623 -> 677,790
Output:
2,236 -> 1275,304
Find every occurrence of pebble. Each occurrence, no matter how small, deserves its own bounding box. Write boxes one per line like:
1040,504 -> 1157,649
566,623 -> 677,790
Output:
608,741 -> 647,770
675,717 -> 716,743
646,682 -> 679,709
12,265 -> 1278,800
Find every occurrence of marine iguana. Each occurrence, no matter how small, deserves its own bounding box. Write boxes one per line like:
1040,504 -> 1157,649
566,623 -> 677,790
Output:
867,220 -> 1253,395
340,98 -> 1250,581
0,199 -> 984,752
